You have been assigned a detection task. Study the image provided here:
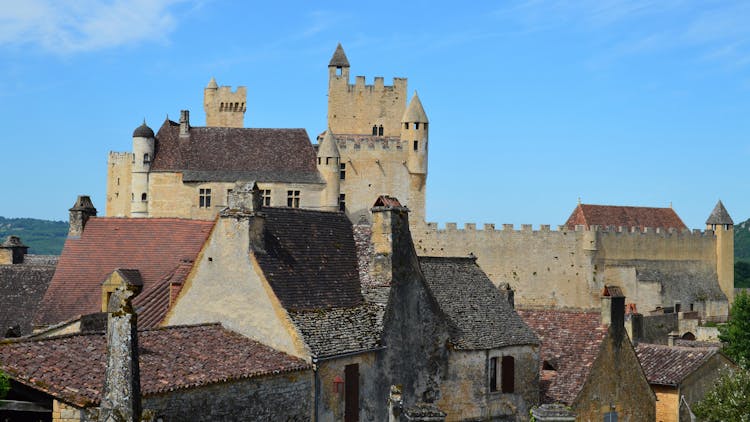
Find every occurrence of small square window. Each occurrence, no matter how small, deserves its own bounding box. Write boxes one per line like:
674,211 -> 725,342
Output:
287,190 -> 300,208
340,163 -> 346,180
262,190 -> 271,206
339,194 -> 346,212
199,188 -> 212,208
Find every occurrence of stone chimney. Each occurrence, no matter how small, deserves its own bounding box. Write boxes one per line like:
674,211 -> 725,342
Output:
668,331 -> 680,346
221,181 -> 265,253
99,270 -> 143,422
625,303 -> 644,344
370,196 -> 410,284
179,109 -> 190,137
601,285 -> 625,343
68,195 -> 97,238
0,235 -> 28,264
497,282 -> 515,309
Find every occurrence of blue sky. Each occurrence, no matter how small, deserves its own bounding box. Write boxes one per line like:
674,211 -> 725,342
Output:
1,0 -> 749,228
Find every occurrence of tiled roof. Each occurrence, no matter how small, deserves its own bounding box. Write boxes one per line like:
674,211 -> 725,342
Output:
635,343 -> 719,386
0,264 -> 56,337
151,120 -> 322,184
133,260 -> 193,329
565,204 -> 687,231
706,200 -> 733,225
329,43 -> 350,67
34,218 -> 213,326
0,323 -> 310,408
419,257 -> 539,350
288,304 -> 383,358
517,309 -> 607,405
256,208 -> 363,310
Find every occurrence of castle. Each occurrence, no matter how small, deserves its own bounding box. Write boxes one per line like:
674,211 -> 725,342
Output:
105,44 -> 734,319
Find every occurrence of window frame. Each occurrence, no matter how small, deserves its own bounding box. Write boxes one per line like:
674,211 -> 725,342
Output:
199,188 -> 212,208
287,190 -> 300,208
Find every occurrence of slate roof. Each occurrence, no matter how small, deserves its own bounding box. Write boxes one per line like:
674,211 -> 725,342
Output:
288,304 -> 383,358
402,92 -> 429,123
517,309 -> 607,405
257,207 -> 363,310
565,204 -> 687,231
419,257 -> 539,350
151,120 -> 323,184
706,200 -> 733,225
34,218 -> 213,326
329,43 -> 350,67
0,264 -> 56,337
0,323 -> 310,408
635,343 -> 719,386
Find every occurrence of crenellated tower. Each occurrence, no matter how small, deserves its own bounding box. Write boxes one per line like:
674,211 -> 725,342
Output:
130,122 -> 155,218
706,200 -> 734,304
317,128 -> 341,212
402,92 -> 429,224
203,77 -> 247,128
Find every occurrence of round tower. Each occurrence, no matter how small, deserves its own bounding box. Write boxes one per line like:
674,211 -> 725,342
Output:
401,92 -> 429,224
203,76 -> 218,116
131,121 -> 155,218
317,129 -> 341,212
706,200 -> 734,305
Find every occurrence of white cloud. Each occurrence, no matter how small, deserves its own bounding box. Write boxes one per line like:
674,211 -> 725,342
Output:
0,0 -> 189,53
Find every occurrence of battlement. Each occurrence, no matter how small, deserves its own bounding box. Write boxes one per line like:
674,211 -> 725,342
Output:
108,151 -> 133,164
422,222 -> 716,238
332,135 -> 408,153
346,76 -> 407,92
215,85 -> 247,95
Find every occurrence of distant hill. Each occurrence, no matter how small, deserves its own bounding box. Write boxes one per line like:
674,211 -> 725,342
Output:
735,218 -> 750,288
0,217 -> 68,255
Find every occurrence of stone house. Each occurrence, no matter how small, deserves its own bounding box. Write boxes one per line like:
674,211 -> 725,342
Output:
635,343 -> 737,422
0,323 -> 311,421
517,287 -> 656,421
0,235 -> 57,338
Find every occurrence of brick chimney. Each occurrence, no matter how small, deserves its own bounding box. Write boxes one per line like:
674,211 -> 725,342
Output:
221,181 -> 265,253
0,235 -> 28,264
601,285 -> 625,343
68,195 -> 97,238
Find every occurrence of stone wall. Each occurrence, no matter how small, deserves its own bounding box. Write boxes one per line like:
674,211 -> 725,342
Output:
328,74 -> 407,137
142,371 -> 312,421
316,352 -> 380,422
204,85 -> 247,128
105,152 -> 133,217
652,385 -> 678,422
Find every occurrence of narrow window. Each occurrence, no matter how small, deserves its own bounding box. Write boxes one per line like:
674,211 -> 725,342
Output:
241,102 -> 245,110
340,163 -> 346,180
404,122 -> 409,130
199,188 -> 212,208
220,103 -> 224,111
378,125 -> 383,136
336,66 -> 342,76
227,189 -> 233,205
339,194 -> 346,212
143,153 -> 150,164
141,193 -> 147,201
131,193 -> 134,201
415,122 -> 420,130
287,190 -> 300,208
372,125 -> 377,135
318,157 -> 321,165
489,357 -> 498,392
117,177 -> 120,186
413,140 -> 419,151
501,356 -> 515,393
326,157 -> 331,165
345,364 -> 359,422
424,123 -> 428,131
262,189 -> 271,206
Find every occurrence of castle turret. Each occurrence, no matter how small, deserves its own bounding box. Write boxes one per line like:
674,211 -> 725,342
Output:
402,92 -> 429,223
328,43 -> 350,82
69,195 -> 97,238
706,200 -> 734,304
317,129 -> 341,212
130,121 -> 154,218
203,77 -> 247,128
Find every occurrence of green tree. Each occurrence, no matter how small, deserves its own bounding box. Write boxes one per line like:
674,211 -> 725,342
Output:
693,367 -> 750,421
735,261 -> 750,288
718,290 -> 750,364
0,370 -> 9,400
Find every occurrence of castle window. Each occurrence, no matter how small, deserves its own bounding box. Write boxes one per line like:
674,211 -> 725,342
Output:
501,356 -> 515,393
262,189 -> 271,206
117,177 -> 120,186
143,153 -> 150,164
141,193 -> 147,201
372,125 -> 377,136
287,190 -> 300,208
227,189 -> 233,205
404,122 -> 409,130
424,123 -> 428,131
199,188 -> 212,208
339,194 -> 346,212
340,163 -> 346,180
220,103 -> 224,111
489,357 -> 498,392
378,125 -> 384,136
131,193 -> 134,201
336,66 -> 342,76
318,157 -> 321,165
413,141 -> 419,151
326,157 -> 331,165
415,122 -> 420,130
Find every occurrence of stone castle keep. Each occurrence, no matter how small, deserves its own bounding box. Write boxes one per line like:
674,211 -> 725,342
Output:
106,44 -> 734,318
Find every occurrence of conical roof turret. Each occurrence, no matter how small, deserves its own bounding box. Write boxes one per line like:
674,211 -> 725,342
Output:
329,43 -> 350,68
206,77 -> 218,89
317,129 -> 340,158
402,91 -> 429,123
706,200 -> 733,225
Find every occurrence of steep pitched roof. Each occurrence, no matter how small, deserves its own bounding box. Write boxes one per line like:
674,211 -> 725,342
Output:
151,120 -> 323,184
0,264 -> 56,337
565,203 -> 687,231
419,257 -> 538,350
0,324 -> 309,407
288,304 -> 383,358
706,200 -> 733,225
256,208 -> 363,310
329,43 -> 350,67
517,309 -> 607,405
635,343 -> 719,386
402,92 -> 429,123
34,218 -> 213,326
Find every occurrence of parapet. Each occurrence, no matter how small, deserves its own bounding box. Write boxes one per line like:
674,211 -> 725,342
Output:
420,221 -> 718,238
348,75 -> 407,92
108,151 -> 133,164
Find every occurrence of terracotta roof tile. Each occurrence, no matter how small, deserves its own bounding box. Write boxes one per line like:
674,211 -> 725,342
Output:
517,309 -> 606,405
565,204 -> 687,231
635,343 -> 718,386
0,324 -> 310,407
34,218 -> 213,326
151,120 -> 322,184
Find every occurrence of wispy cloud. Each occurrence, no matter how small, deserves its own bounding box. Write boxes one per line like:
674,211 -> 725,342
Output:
0,0 -> 191,54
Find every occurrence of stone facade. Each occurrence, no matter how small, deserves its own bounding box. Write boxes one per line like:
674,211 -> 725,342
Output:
203,78 -> 247,128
